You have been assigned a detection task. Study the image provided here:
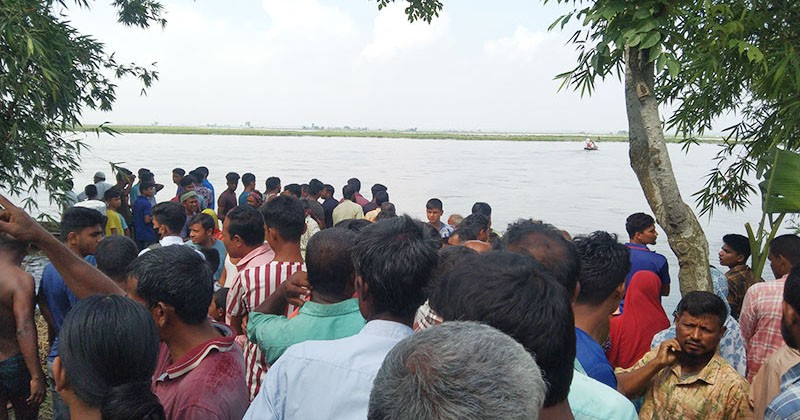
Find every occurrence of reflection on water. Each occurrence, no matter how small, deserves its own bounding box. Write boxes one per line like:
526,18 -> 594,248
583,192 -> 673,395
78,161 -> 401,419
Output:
28,133 -> 788,311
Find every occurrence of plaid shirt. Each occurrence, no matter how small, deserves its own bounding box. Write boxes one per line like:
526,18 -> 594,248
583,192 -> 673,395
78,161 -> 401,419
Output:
726,265 -> 760,320
413,300 -> 443,332
765,362 -> 800,419
741,275 -> 788,382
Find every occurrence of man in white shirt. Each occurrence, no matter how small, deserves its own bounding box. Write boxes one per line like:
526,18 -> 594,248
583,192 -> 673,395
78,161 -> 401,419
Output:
244,216 -> 439,420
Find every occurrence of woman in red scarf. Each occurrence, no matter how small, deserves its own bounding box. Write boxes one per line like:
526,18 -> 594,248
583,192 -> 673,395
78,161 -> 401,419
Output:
607,271 -> 670,369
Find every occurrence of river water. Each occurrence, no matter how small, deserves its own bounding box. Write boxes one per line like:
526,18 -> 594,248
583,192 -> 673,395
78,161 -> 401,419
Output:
27,133 -> 790,310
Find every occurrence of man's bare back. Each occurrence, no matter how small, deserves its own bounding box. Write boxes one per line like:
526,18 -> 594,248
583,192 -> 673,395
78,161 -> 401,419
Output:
0,248 -> 46,419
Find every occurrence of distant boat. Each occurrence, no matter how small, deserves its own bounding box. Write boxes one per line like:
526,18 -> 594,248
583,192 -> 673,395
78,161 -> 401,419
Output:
584,138 -> 598,151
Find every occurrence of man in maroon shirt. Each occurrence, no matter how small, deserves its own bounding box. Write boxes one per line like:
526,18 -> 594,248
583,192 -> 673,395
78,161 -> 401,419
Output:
217,172 -> 239,222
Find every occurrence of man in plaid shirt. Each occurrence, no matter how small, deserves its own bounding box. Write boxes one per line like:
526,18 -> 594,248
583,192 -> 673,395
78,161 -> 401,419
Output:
741,234 -> 800,381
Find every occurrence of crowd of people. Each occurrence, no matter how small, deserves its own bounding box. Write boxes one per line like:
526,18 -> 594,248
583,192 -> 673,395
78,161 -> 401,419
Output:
2,167 -> 800,419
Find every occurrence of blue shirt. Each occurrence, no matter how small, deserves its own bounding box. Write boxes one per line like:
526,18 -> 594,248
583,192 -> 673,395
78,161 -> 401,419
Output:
40,256 -> 96,361
766,362 -> 800,419
133,196 -> 156,241
575,327 -> 617,389
202,179 -> 215,210
244,320 -> 413,420
620,242 -> 670,311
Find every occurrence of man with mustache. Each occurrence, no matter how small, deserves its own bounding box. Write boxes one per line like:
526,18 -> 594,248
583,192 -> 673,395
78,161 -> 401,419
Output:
765,266 -> 800,418
616,291 -> 752,418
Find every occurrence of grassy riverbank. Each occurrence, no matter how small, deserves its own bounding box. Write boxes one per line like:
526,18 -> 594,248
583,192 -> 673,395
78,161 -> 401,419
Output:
74,125 -> 721,143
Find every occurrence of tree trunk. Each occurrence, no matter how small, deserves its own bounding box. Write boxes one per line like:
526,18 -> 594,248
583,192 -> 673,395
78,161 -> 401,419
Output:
624,46 -> 711,294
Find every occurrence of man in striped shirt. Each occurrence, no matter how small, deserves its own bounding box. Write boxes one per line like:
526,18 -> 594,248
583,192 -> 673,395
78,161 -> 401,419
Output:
765,266 -> 800,418
227,196 -> 307,400
741,234 -> 800,381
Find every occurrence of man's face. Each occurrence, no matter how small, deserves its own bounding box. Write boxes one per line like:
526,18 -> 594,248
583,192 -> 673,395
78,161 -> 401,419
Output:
718,244 -> 744,268
769,252 -> 790,279
221,222 -> 238,257
189,223 -> 210,245
107,196 -> 121,210
636,224 -> 658,245
172,173 -> 181,185
152,217 -> 165,239
426,208 -> 443,224
183,197 -> 199,214
782,302 -> 799,350
183,184 -> 195,192
227,181 -> 237,192
142,186 -> 155,197
75,225 -> 104,256
675,312 -> 724,359
320,189 -> 330,199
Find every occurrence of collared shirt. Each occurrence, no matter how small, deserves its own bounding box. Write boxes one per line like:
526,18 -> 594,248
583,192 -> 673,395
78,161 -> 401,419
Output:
235,243 -> 275,273
228,261 -> 305,400
413,300 -> 443,331
741,275 -> 787,381
244,320 -> 413,420
618,350 -> 751,419
247,298 -> 365,364
765,361 -> 800,419
137,235 -> 186,256
752,346 -> 800,419
332,199 -> 364,226
575,327 -> 617,389
727,264 -> 760,320
152,323 -> 248,420
568,367 -> 638,420
621,242 -> 670,311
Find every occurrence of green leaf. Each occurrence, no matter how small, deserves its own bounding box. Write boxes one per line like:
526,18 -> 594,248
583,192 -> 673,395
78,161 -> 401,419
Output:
666,59 -> 680,77
760,149 -> 800,213
640,31 -> 661,49
27,35 -> 34,55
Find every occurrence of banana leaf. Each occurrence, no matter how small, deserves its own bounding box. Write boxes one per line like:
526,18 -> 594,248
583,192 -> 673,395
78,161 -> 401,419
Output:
759,149 -> 800,214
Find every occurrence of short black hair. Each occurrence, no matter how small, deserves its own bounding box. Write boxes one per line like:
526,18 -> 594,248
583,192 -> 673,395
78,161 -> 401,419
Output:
61,207 -> 106,240
353,216 -> 439,317
347,178 -> 361,192
426,198 -> 443,211
307,228 -> 357,298
130,245 -> 214,325
676,290 -> 728,328
461,213 -> 489,233
0,235 -> 27,264
95,236 -> 138,281
374,190 -> 389,205
189,213 -> 215,231
309,179 -> 324,195
342,184 -> 356,201
266,176 -> 281,191
198,247 -> 220,274
225,205 -> 265,246
103,187 -> 121,201
214,288 -> 229,313
335,218 -> 372,233
151,202 -> 186,235
242,173 -> 256,187
283,183 -> 301,199
784,265 -> 800,314
323,184 -> 335,195
722,234 -> 751,261
574,231 -> 630,305
172,168 -> 185,177
426,246 -> 478,305
504,219 -> 580,297
770,234 -> 800,266
179,175 -> 196,188
84,184 -> 98,200
225,172 -> 240,183
471,202 -> 491,217
188,169 -> 205,182
195,166 -> 209,178
434,251 -> 575,407
371,183 -> 387,195
625,212 -> 655,238
260,195 -> 306,243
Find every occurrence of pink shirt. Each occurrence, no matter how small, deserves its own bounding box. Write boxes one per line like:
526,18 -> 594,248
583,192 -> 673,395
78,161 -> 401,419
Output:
740,275 -> 787,381
235,243 -> 275,272
153,323 -> 248,420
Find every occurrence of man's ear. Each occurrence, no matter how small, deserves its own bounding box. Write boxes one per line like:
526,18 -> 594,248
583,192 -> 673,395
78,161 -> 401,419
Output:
66,231 -> 78,245
784,301 -> 799,327
614,282 -> 626,299
355,276 -> 369,301
151,302 -> 169,328
53,356 -> 69,392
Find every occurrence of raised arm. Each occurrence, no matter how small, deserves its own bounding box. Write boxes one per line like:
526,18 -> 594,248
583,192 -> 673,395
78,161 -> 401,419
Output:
0,194 -> 123,297
616,339 -> 680,398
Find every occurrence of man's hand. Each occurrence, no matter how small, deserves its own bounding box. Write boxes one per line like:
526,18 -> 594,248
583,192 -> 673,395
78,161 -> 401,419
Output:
241,314 -> 249,337
283,271 -> 311,308
654,338 -> 681,368
0,194 -> 49,243
28,376 -> 46,406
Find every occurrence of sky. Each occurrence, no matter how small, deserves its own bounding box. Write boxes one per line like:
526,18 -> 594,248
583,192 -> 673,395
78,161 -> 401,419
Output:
67,1 -> 664,133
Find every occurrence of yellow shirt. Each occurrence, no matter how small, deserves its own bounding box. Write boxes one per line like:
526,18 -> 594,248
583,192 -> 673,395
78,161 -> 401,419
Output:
105,208 -> 123,236
617,349 -> 752,419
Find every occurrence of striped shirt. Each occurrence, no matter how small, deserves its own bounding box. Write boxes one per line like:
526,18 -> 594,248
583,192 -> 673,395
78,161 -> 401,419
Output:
227,261 -> 305,400
741,275 -> 787,381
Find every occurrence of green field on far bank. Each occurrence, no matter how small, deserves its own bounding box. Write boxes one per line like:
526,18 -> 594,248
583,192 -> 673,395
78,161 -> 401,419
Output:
74,125 -> 721,143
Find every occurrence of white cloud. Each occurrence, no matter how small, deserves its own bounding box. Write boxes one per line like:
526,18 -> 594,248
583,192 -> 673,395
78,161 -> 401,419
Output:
261,0 -> 355,41
360,3 -> 450,61
483,26 -> 550,62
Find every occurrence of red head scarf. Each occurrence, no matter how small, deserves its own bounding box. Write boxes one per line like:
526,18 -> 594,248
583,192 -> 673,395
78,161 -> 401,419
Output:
607,271 -> 670,369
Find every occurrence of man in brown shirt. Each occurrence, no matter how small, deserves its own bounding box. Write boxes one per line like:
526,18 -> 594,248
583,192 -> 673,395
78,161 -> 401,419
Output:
720,233 -> 761,320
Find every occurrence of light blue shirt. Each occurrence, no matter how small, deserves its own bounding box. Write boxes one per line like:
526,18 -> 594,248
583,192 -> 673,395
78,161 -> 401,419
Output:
570,363 -> 638,420
244,320 -> 413,420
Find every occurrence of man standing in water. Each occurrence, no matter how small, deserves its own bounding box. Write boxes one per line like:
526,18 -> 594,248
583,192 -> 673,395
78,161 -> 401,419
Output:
0,236 -> 46,420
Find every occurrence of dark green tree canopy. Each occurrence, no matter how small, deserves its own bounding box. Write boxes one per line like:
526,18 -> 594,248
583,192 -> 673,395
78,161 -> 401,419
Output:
0,0 -> 164,210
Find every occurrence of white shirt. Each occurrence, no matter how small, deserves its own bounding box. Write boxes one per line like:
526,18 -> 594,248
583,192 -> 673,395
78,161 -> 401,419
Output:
138,235 -> 190,256
244,320 -> 413,420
